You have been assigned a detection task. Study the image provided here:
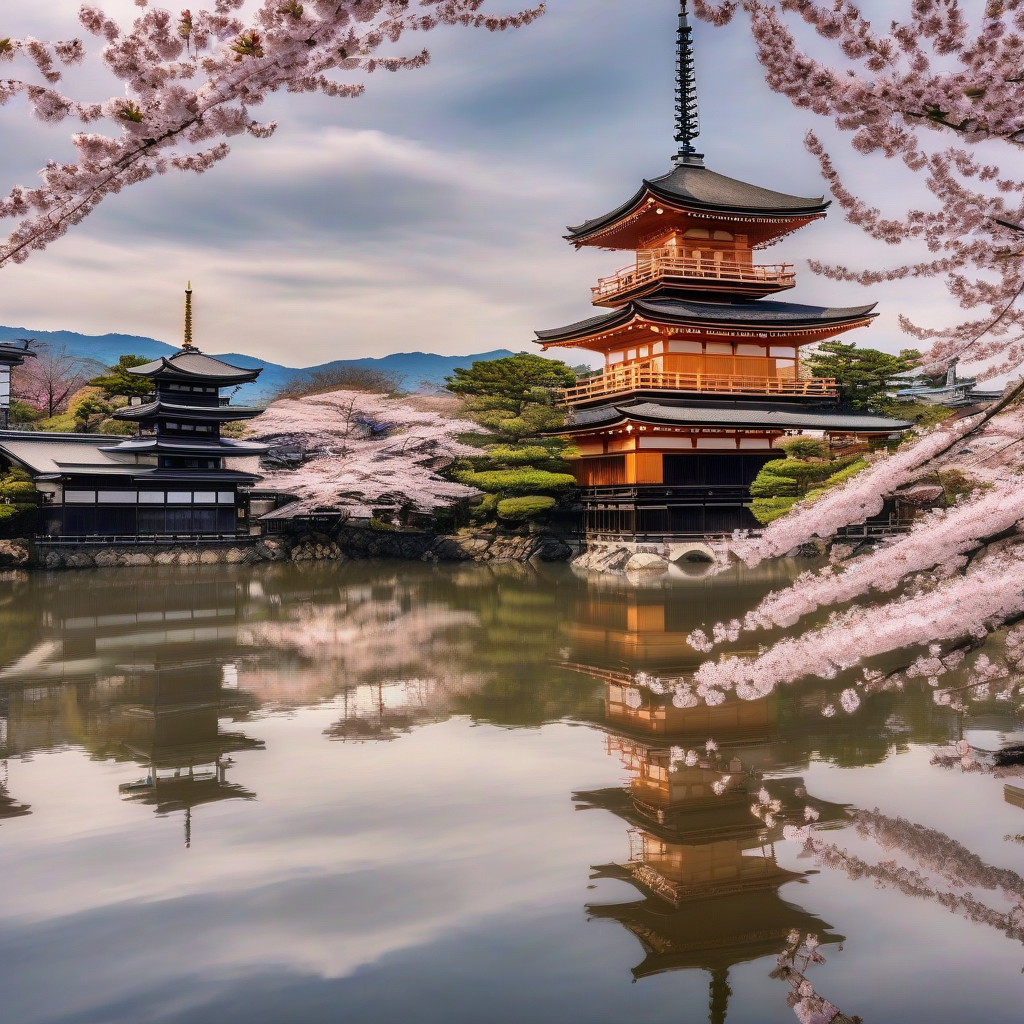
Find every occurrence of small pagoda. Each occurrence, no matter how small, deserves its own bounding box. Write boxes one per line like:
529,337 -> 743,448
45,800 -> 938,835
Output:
0,285 -> 268,538
536,1 -> 910,537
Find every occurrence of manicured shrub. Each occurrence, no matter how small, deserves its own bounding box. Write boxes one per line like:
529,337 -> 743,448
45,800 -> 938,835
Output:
751,497 -> 798,524
776,436 -> 829,461
496,496 -> 557,521
750,472 -> 799,498
454,468 -> 576,496
0,480 -> 37,502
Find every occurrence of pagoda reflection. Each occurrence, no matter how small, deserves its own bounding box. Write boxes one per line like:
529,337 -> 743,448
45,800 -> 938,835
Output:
567,577 -> 849,1020
116,661 -> 263,845
578,734 -> 846,1016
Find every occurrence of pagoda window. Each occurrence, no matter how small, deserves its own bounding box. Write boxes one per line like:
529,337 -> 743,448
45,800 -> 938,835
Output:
98,490 -> 137,504
194,491 -> 217,504
217,492 -> 235,504
627,348 -> 637,360
138,491 -> 165,504
683,228 -> 710,239
669,340 -> 702,354
736,344 -> 767,356
652,341 -> 664,354
770,345 -> 797,358
168,491 -> 192,503
608,351 -> 624,364
181,423 -> 195,431
65,490 -> 96,504
713,230 -> 734,241
638,345 -> 649,358
705,342 -> 733,354
164,421 -> 179,430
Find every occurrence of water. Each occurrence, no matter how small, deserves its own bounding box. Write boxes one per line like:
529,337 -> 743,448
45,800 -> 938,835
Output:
0,560 -> 1022,1023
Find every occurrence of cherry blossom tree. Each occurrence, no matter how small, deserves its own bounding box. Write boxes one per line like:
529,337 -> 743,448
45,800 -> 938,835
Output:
0,0 -> 543,267
692,0 -> 1024,379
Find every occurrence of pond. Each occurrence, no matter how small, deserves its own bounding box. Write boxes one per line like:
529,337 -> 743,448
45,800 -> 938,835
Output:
0,560 -> 1022,1023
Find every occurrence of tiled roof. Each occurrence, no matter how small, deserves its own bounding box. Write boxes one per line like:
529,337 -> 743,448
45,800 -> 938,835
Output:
536,297 -> 878,343
567,163 -> 829,241
567,401 -> 912,432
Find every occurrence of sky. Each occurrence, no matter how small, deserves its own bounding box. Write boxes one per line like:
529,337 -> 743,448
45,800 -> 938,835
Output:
0,0 -> 967,368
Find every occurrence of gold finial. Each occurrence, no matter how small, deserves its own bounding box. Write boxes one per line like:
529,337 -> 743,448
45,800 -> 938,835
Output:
183,281 -> 194,351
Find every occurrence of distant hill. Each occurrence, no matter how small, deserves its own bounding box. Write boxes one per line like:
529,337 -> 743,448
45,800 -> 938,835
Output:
0,325 -> 523,402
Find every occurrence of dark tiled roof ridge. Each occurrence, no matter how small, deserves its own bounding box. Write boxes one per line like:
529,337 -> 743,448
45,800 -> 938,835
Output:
567,162 -> 830,240
566,401 -> 911,432
536,296 -> 878,342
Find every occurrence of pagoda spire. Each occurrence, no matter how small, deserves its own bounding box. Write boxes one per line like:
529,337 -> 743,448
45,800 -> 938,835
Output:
183,281 -> 195,351
674,0 -> 703,165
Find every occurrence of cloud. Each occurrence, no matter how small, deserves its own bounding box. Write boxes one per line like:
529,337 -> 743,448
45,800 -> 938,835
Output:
0,0 -> 966,365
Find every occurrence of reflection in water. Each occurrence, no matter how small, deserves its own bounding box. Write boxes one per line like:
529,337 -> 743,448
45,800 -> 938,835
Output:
0,562 -> 1022,1022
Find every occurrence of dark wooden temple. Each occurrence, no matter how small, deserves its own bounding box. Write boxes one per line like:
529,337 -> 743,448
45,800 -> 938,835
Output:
0,286 -> 268,539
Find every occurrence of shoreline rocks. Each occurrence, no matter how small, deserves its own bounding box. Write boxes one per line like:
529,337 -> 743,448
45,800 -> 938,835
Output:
0,526 -> 576,571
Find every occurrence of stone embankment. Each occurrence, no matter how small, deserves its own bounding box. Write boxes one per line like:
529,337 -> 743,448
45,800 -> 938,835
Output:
0,526 -> 575,571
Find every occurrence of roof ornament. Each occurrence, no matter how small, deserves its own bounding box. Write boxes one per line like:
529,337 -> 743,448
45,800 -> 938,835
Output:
183,281 -> 195,351
674,0 -> 704,166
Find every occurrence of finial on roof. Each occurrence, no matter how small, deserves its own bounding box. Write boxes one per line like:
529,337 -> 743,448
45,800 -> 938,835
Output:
674,0 -> 704,166
183,281 -> 194,351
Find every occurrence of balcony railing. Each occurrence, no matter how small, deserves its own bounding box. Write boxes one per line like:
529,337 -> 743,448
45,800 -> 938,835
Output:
592,249 -> 796,303
558,365 -> 837,406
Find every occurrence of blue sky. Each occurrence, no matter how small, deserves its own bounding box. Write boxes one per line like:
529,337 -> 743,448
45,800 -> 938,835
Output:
0,1 -> 959,367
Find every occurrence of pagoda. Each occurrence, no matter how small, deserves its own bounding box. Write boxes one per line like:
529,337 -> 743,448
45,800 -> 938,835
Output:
536,1 -> 910,537
0,286 -> 268,538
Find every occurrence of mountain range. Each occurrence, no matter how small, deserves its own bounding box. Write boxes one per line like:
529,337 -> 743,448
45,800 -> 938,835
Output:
0,325 -> 523,402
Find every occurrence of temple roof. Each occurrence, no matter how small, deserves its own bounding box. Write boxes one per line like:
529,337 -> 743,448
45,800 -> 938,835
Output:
113,399 -> 264,423
98,438 -> 268,457
0,341 -> 35,367
537,296 -> 878,346
566,163 -> 830,245
0,431 -> 264,481
563,401 -> 911,434
128,350 -> 262,385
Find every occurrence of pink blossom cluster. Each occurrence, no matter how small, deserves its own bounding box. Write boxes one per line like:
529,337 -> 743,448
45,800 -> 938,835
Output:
692,1 -> 1024,377
690,543 -> 1024,705
731,475 -> 1024,638
251,388 -> 484,515
0,1 -> 543,266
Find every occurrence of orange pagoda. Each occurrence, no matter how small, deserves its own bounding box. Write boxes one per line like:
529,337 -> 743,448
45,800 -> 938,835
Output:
535,1 -> 910,537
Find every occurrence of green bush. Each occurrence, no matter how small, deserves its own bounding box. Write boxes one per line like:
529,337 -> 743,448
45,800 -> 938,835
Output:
470,493 -> 499,524
751,497 -> 798,525
454,468 -> 576,496
0,480 -> 37,502
749,472 -> 799,498
496,496 -> 556,521
776,436 -> 829,461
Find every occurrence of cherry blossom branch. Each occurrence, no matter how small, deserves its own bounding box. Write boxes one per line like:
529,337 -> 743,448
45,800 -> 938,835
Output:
0,0 -> 544,266
693,1 -> 1024,374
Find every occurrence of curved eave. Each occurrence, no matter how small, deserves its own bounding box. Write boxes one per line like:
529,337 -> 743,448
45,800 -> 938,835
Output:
0,344 -> 36,367
113,401 -> 263,422
565,180 -> 830,246
559,402 -> 912,435
98,439 -> 269,456
127,356 -> 261,385
536,299 -> 878,347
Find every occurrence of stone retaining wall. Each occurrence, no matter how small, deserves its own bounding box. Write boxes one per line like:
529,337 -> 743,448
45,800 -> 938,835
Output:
0,527 -> 576,571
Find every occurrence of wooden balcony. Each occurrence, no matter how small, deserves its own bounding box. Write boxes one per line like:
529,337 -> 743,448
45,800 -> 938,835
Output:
592,249 -> 796,305
558,365 -> 837,406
